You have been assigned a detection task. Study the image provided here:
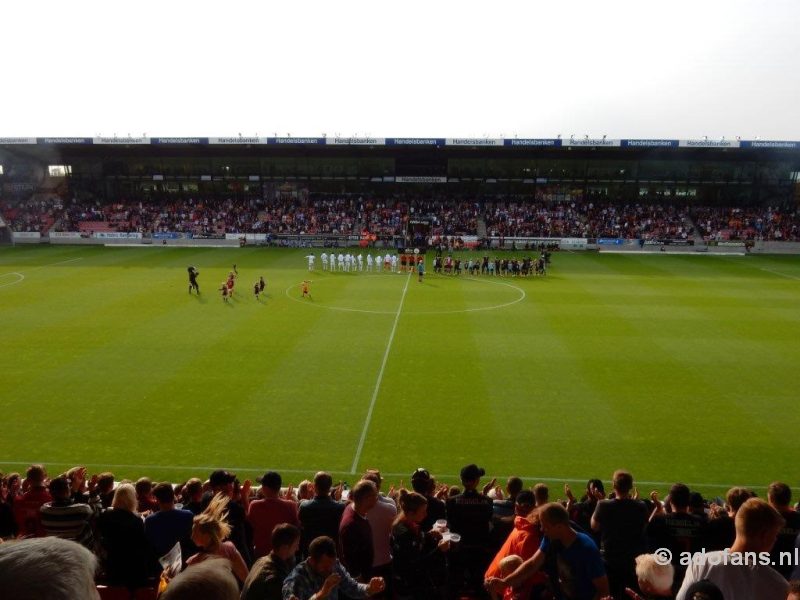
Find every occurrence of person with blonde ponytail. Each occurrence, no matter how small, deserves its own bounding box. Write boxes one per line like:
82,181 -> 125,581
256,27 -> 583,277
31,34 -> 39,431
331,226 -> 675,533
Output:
187,493 -> 249,585
390,490 -> 450,599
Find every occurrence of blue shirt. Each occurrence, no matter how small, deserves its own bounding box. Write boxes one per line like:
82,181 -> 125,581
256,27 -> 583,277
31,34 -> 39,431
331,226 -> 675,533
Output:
144,508 -> 194,558
540,532 -> 605,600
282,559 -> 368,600
417,262 -> 425,273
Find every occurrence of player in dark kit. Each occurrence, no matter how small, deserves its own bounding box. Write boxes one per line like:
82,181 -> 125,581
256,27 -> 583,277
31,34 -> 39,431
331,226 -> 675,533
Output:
253,281 -> 260,300
188,266 -> 200,294
259,276 -> 266,294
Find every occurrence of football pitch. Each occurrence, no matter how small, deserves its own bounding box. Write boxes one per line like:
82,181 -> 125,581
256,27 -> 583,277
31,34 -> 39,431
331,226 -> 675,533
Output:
1,245 -> 799,496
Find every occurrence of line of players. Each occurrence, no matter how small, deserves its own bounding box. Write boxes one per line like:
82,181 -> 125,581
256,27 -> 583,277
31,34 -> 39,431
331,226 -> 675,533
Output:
432,254 -> 548,277
304,252 -> 404,273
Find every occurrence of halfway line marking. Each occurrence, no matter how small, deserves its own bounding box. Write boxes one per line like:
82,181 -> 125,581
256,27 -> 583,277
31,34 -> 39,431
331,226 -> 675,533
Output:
350,271 -> 412,473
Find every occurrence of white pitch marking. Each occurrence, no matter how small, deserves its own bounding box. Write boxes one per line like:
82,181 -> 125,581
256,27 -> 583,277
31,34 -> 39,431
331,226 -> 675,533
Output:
759,267 -> 800,281
0,272 -> 24,288
350,271 -> 412,473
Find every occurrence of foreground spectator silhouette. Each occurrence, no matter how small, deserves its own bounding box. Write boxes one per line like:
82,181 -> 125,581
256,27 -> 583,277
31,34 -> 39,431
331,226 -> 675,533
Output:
161,557 -> 239,600
299,472 -> 345,555
0,537 -> 100,600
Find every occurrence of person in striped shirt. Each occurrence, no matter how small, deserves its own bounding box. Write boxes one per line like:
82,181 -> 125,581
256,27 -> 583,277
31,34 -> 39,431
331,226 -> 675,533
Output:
39,476 -> 99,549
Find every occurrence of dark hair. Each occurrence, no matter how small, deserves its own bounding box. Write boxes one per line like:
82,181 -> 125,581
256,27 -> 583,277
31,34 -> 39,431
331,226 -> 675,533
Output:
516,490 -> 535,507
398,489 -> 427,515
97,473 -> 115,493
260,472 -> 282,492
48,476 -> 70,498
272,523 -> 300,550
669,483 -> 691,509
308,536 -> 337,560
153,482 -> 175,504
533,483 -> 549,503
314,472 -> 333,495
26,465 -> 46,486
768,482 -> 791,506
506,477 -> 523,496
135,477 -> 153,496
726,487 -> 756,513
613,470 -> 633,494
362,472 -> 381,489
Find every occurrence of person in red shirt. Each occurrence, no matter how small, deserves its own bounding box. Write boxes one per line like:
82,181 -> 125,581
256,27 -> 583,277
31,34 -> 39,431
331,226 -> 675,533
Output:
13,464 -> 52,537
247,471 -> 299,559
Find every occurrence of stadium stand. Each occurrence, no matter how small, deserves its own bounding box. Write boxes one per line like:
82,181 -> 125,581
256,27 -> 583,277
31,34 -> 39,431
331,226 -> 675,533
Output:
1,464 -> 798,599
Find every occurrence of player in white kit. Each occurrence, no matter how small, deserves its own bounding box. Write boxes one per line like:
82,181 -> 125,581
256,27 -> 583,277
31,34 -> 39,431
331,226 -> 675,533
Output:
367,253 -> 374,272
305,253 -> 315,271
357,253 -> 364,272
321,252 -> 328,271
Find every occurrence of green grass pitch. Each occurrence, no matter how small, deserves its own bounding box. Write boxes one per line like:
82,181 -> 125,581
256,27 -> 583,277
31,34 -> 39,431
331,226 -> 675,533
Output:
1,245 -> 799,497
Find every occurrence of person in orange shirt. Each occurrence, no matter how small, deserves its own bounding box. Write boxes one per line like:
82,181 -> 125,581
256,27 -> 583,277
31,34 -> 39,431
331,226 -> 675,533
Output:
301,280 -> 312,300
485,491 -> 547,600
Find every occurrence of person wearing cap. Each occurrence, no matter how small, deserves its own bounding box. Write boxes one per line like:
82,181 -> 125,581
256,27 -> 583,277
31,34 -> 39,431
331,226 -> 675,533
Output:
447,464 -> 494,594
410,468 -> 446,532
202,469 -> 254,567
248,471 -> 300,559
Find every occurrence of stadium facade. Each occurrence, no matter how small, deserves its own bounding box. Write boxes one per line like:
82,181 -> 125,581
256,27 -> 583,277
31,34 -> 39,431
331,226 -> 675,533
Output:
1,136 -> 799,206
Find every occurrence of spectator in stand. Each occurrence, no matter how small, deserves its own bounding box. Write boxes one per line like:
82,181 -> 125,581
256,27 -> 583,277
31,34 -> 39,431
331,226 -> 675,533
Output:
591,470 -> 648,598
96,483 -> 159,589
647,483 -> 705,591
789,580 -> 800,600
630,553 -> 674,599
391,490 -> 450,599
447,464 -> 495,594
297,479 -> 315,502
282,535 -> 386,600
0,473 -> 17,538
494,477 -> 524,520
0,537 -> 100,600
362,469 -> 397,595
242,523 -> 301,600
96,472 -> 116,509
299,471 -> 345,555
767,482 -> 800,580
136,477 -> 159,514
182,478 -> 204,515
39,476 -> 98,549
201,469 -> 254,567
144,482 -> 196,561
13,464 -> 52,538
566,479 -> 605,543
248,471 -> 300,559
532,483 -> 549,508
160,558 -> 240,600
410,468 -> 446,532
704,487 -> 755,551
484,490 -> 547,600
488,502 -> 610,600
187,493 -> 250,585
676,498 -> 788,600
339,480 -> 379,581
65,466 -> 91,504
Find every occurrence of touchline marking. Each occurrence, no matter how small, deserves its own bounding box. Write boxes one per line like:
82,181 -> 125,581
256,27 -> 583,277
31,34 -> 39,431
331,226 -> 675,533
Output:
350,271 -> 412,474
0,460 -> 761,489
759,267 -> 800,281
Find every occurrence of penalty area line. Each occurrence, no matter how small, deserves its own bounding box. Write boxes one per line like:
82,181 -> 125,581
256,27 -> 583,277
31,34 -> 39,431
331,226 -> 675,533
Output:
350,271 -> 412,474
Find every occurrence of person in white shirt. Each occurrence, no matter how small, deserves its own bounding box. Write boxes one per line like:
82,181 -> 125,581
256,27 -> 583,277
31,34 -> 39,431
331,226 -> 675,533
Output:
337,253 -> 345,271
305,253 -> 315,271
321,252 -> 328,271
676,498 -> 788,600
366,254 -> 374,272
390,255 -> 398,273
357,254 -> 364,272
384,254 -> 391,272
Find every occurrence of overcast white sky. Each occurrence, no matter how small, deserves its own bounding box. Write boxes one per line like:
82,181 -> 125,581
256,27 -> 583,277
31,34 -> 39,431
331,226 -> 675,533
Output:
2,0 -> 799,139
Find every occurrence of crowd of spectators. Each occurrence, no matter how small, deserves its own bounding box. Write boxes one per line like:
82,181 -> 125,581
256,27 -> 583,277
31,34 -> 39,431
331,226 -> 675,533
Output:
1,463 -> 800,600
692,206 -> 800,241
3,194 -> 800,244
